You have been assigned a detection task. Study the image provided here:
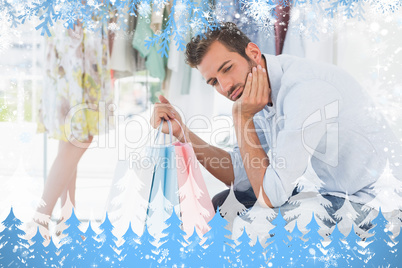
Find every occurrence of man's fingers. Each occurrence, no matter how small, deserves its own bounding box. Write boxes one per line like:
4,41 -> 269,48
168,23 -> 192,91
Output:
257,65 -> 265,100
263,67 -> 271,105
242,72 -> 253,99
251,66 -> 258,99
159,95 -> 170,104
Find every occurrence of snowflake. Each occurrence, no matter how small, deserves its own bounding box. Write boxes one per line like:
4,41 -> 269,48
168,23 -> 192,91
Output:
108,22 -> 119,31
161,248 -> 169,257
257,21 -> 274,34
240,0 -> 276,24
138,2 -> 151,17
213,2 -> 227,22
318,248 -> 341,268
152,0 -> 168,13
239,15 -> 249,24
202,11 -> 212,21
190,17 -> 203,31
157,248 -> 169,263
369,0 -> 401,14
174,1 -> 188,17
19,132 -> 33,143
0,13 -> 12,54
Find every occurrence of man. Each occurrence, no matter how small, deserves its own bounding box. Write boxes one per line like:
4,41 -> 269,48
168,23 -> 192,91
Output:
151,22 -> 401,214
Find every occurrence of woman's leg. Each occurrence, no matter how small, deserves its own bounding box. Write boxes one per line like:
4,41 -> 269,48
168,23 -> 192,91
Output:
37,136 -> 92,218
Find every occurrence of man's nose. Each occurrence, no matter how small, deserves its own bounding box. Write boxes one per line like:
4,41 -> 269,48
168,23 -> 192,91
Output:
217,76 -> 232,94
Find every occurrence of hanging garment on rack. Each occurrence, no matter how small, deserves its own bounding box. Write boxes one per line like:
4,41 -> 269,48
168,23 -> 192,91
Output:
132,4 -> 169,81
110,9 -> 146,79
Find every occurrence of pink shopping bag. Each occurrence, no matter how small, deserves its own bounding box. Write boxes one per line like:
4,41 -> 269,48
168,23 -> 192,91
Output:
174,136 -> 215,238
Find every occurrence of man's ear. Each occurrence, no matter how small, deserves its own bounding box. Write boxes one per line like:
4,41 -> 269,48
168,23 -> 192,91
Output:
245,42 -> 262,64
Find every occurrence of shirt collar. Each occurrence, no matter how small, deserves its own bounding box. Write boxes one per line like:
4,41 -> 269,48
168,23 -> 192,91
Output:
263,54 -> 282,109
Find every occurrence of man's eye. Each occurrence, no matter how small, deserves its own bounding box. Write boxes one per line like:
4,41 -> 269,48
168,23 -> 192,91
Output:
224,65 -> 232,73
212,79 -> 218,86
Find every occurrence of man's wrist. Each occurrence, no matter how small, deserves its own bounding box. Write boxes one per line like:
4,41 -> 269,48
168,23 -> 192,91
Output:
176,125 -> 189,143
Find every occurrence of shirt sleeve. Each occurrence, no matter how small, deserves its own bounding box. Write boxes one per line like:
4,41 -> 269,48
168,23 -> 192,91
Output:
263,80 -> 341,207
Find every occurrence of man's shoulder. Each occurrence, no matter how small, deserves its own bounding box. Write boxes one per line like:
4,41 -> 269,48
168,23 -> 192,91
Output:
275,54 -> 353,88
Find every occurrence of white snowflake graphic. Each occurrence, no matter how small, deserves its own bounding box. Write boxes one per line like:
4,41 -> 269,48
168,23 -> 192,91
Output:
138,2 -> 152,17
370,0 -> 401,13
108,22 -> 119,31
213,2 -> 228,22
240,0 -> 276,24
157,248 -> 169,263
318,248 -> 341,268
0,12 -> 12,55
152,0 -> 168,13
174,1 -> 188,17
190,17 -> 203,31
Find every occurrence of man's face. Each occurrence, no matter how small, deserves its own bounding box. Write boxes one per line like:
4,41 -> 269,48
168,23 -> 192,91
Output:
197,41 -> 256,101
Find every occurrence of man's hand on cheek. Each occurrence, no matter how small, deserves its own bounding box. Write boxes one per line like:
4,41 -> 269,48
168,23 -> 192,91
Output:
232,65 -> 270,121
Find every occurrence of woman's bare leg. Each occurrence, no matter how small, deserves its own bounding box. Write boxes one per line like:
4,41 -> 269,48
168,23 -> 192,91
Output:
37,136 -> 93,218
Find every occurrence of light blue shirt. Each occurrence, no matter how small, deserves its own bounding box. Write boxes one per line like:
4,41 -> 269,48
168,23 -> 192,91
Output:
229,54 -> 402,207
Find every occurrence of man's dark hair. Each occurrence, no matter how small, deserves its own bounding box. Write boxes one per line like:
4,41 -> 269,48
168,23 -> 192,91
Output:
185,22 -> 252,68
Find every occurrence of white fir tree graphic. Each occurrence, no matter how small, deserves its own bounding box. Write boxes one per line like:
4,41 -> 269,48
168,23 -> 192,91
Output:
284,161 -> 335,235
232,189 -> 276,246
107,159 -> 153,237
219,184 -> 247,236
146,180 -> 174,243
332,194 -> 360,236
178,164 -> 212,238
360,161 -> 402,236
362,160 -> 402,213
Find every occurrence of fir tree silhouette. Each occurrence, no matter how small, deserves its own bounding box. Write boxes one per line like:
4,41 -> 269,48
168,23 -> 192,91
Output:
304,213 -> 326,265
44,237 -> 62,267
178,163 -> 213,238
249,236 -> 268,267
269,209 -> 291,266
184,227 -> 204,267
97,213 -> 119,267
368,208 -> 398,267
202,208 -> 233,267
107,158 -> 151,237
218,184 -> 247,235
343,224 -> 368,266
0,207 -> 29,267
284,162 -> 335,231
233,228 -> 253,267
59,209 -> 86,267
333,194 -> 360,236
157,210 -> 187,267
327,223 -> 348,267
119,222 -> 141,267
288,220 -> 305,267
82,221 -> 101,267
232,189 -> 275,245
26,227 -> 46,267
147,180 -> 174,242
138,224 -> 159,267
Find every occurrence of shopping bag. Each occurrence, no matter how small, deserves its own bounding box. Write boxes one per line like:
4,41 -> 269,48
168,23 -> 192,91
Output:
175,140 -> 215,238
145,119 -> 181,239
146,118 -> 215,239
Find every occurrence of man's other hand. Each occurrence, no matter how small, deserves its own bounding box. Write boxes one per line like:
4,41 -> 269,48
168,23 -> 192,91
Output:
232,65 -> 271,120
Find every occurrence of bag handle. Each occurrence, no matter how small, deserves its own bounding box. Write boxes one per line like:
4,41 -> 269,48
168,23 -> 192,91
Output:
155,118 -> 187,144
155,118 -> 173,144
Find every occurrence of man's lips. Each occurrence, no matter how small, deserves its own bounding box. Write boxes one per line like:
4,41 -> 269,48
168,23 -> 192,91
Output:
230,87 -> 242,100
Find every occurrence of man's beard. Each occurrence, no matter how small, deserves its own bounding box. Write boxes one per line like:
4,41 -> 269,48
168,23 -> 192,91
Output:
227,59 -> 256,100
